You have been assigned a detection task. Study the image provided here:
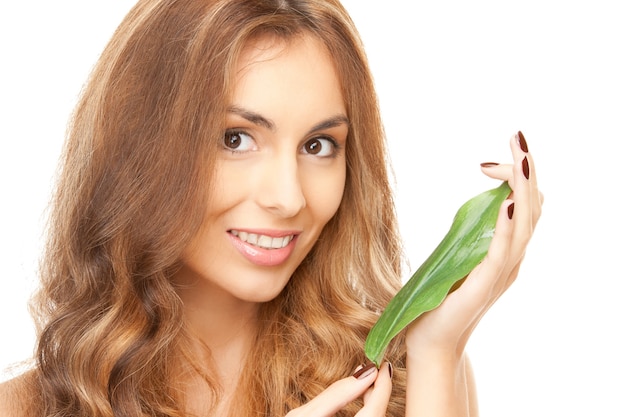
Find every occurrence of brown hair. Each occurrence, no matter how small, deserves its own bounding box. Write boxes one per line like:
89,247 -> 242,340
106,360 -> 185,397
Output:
27,1 -> 407,416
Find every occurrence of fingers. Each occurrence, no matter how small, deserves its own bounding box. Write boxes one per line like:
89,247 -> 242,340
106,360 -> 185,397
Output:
476,131 -> 542,293
471,197 -> 516,299
286,362 -> 392,417
509,131 -> 542,258
404,132 -> 543,359
481,132 -> 542,246
359,363 -> 393,416
480,162 -> 516,188
449,198 -> 515,319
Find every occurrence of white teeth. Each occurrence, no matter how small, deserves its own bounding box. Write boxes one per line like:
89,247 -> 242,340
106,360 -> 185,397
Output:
230,230 -> 293,249
258,235 -> 271,248
247,233 -> 259,245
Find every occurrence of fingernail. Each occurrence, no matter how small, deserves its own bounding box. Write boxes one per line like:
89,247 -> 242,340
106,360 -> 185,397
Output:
353,362 -> 377,379
480,162 -> 499,168
508,202 -> 515,219
522,156 -> 530,180
517,131 -> 529,152
388,362 -> 394,380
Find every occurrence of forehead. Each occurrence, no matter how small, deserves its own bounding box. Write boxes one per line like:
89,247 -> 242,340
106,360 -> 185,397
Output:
230,33 -> 345,114
234,33 -> 338,85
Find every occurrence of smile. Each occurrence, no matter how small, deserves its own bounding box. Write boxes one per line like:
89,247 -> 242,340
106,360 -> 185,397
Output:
229,230 -> 295,249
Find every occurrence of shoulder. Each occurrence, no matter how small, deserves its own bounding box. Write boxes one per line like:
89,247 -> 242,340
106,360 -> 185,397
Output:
0,373 -> 37,417
0,377 -> 21,416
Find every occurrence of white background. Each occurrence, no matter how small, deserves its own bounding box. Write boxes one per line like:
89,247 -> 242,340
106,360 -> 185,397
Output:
1,1 -> 624,416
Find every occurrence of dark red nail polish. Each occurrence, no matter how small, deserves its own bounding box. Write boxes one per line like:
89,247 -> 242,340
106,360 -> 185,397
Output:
508,202 -> 515,219
522,156 -> 530,180
388,363 -> 394,379
353,362 -> 377,379
517,131 -> 529,152
480,162 -> 499,168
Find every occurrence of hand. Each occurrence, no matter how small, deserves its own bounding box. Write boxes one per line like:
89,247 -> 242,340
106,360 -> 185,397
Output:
405,131 -> 543,359
285,362 -> 393,416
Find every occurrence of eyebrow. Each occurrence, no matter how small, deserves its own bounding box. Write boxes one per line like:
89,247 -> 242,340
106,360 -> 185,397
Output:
228,106 -> 275,130
307,115 -> 350,136
227,105 -> 349,135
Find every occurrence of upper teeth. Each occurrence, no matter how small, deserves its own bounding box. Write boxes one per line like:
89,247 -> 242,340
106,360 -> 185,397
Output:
230,230 -> 294,249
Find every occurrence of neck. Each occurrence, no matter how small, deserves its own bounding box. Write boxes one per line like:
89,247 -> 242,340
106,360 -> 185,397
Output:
173,271 -> 261,415
175,270 -> 261,376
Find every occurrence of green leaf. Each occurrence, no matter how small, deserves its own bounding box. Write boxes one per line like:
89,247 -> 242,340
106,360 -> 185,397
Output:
365,181 -> 511,366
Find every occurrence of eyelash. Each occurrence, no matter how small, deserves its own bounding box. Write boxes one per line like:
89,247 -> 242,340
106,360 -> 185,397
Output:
303,135 -> 341,158
222,129 -> 342,158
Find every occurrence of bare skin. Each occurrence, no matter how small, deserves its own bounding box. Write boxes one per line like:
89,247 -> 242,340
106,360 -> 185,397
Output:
286,133 -> 542,416
0,35 -> 542,417
0,375 -> 36,417
175,34 -> 350,415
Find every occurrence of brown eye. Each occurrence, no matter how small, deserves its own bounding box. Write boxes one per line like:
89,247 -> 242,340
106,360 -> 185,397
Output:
305,138 -> 322,154
223,130 -> 256,152
302,137 -> 336,157
224,132 -> 242,149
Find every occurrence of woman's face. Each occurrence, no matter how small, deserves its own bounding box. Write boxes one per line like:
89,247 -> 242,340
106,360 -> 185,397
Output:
177,34 -> 348,305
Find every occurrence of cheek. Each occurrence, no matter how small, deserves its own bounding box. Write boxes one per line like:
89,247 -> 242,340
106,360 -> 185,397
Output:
303,165 -> 346,223
209,161 -> 250,209
181,166 -> 244,253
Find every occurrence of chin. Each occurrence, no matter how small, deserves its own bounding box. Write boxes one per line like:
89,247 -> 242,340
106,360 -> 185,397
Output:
233,277 -> 291,304
239,288 -> 285,304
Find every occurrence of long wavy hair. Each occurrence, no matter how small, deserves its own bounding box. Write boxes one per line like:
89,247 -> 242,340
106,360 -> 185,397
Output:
26,0 -> 407,415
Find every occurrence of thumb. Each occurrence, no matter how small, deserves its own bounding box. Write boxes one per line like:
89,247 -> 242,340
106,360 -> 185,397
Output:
285,363 -> 378,416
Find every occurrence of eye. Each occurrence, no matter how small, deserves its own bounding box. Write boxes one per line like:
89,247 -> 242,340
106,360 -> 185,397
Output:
302,137 -> 338,158
223,130 -> 257,152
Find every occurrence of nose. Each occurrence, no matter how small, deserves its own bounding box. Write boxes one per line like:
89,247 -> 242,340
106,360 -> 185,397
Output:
256,152 -> 306,218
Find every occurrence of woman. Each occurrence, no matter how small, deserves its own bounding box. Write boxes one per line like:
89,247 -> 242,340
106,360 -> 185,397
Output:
0,0 -> 541,416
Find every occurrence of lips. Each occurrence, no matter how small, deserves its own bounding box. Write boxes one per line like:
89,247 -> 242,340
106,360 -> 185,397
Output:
227,229 -> 299,267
